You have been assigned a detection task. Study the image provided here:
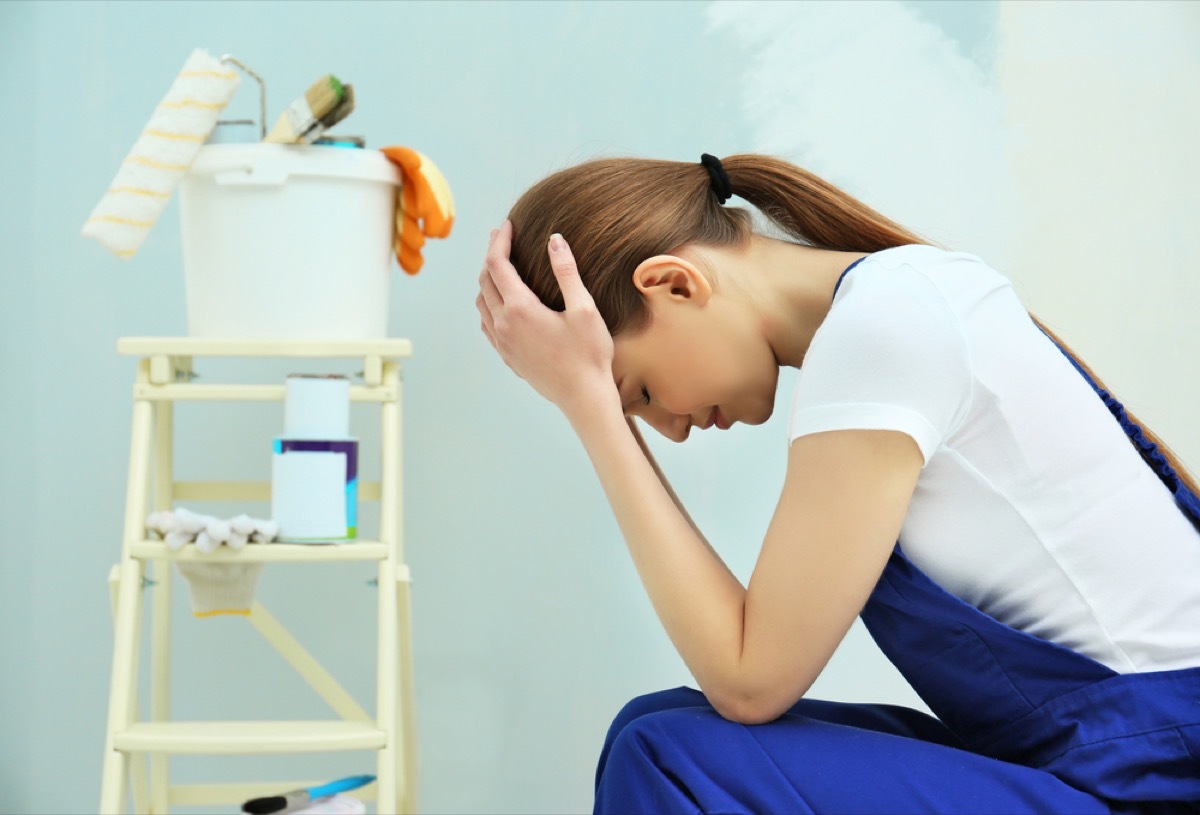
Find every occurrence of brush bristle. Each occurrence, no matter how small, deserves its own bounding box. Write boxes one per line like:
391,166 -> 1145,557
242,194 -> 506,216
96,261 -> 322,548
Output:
319,84 -> 355,129
241,795 -> 286,814
304,74 -> 345,119
328,75 -> 345,102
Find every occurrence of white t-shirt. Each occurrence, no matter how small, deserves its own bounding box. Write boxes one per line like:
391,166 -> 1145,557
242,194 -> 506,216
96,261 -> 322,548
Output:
788,244 -> 1200,673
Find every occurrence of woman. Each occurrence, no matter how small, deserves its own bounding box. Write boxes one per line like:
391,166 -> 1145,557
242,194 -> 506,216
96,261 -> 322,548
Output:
476,153 -> 1200,813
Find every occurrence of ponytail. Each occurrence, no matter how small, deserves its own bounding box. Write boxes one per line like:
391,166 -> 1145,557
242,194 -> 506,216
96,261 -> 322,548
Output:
722,153 -> 932,252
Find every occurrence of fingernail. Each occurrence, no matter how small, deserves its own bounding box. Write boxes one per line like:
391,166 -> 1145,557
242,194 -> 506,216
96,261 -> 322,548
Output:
549,233 -> 564,252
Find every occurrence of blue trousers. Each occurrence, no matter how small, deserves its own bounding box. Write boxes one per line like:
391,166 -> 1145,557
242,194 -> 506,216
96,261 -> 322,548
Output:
594,687 -> 1124,815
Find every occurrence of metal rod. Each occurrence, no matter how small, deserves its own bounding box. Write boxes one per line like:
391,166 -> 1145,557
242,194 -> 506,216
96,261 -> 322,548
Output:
220,55 -> 267,140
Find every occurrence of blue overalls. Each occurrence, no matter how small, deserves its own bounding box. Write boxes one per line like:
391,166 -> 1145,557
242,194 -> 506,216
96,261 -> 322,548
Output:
593,264 -> 1200,813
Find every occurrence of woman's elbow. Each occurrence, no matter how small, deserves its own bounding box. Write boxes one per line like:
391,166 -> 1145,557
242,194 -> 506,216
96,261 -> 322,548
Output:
704,661 -> 816,724
708,688 -> 792,725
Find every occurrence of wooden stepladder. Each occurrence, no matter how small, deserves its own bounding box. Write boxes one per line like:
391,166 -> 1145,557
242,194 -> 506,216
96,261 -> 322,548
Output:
100,338 -> 418,814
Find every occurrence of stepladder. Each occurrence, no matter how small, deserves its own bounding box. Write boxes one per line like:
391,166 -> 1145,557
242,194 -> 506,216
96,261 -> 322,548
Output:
100,338 -> 418,815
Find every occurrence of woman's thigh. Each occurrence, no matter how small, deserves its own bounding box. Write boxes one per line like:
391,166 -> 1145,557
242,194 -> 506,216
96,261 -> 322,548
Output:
595,687 -> 1115,815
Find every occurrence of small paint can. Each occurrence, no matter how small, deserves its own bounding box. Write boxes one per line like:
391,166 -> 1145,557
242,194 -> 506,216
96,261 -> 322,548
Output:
315,135 -> 366,148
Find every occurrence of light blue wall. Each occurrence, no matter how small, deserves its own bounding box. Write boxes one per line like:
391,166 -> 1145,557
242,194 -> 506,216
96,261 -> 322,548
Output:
18,1 -> 1164,814
2,3 -> 756,813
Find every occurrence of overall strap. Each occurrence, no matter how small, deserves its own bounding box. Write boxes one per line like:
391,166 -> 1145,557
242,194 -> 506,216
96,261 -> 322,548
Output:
1035,322 -> 1200,529
831,256 -> 867,299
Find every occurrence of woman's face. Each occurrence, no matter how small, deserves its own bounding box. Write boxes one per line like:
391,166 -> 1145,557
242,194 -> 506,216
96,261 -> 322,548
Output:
611,287 -> 780,442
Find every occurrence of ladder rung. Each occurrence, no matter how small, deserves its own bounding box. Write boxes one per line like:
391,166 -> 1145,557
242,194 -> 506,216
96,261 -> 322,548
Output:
116,336 -> 413,358
169,781 -> 378,807
133,383 -> 396,402
113,721 -> 386,754
130,540 -> 390,562
173,480 -> 383,502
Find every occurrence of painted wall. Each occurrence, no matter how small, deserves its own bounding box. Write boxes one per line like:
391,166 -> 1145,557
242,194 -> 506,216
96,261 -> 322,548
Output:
1,1 -> 1195,813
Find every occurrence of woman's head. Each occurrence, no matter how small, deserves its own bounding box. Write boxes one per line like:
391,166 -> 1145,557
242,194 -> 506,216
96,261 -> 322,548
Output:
505,153 -> 928,439
507,157 -> 749,337
506,153 -> 926,336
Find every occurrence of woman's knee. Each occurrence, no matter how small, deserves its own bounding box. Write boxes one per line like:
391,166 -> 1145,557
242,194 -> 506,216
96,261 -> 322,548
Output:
595,705 -> 772,815
608,687 -> 707,737
596,687 -> 710,789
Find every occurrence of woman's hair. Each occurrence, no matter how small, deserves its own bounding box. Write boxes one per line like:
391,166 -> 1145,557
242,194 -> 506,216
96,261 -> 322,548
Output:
505,153 -> 1199,497
507,154 -> 926,335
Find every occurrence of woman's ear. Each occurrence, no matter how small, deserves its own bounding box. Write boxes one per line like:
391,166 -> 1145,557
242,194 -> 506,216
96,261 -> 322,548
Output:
631,255 -> 712,306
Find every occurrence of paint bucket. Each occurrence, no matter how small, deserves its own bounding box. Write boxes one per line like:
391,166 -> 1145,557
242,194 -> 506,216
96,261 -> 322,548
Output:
179,144 -> 400,339
271,375 -> 358,543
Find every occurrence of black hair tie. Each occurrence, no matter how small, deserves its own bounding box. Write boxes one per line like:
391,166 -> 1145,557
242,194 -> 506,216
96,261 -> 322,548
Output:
700,153 -> 733,205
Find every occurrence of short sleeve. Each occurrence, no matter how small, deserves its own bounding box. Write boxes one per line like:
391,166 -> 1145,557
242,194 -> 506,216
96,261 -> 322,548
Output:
788,259 -> 972,465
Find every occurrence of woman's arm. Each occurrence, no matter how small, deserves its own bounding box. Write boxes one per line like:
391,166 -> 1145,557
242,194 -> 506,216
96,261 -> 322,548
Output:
627,417 -> 734,577
569,399 -> 753,709
478,225 -> 922,723
574,402 -> 920,723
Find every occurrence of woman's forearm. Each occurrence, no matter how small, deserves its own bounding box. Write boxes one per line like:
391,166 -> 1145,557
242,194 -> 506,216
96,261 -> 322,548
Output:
569,398 -> 748,701
626,418 -> 737,579
479,223 -> 757,711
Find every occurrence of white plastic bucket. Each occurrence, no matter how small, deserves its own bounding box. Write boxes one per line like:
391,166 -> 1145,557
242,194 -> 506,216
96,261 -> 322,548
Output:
179,144 -> 400,339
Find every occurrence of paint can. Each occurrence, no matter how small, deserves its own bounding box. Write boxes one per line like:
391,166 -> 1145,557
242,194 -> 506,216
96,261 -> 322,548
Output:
271,375 -> 358,543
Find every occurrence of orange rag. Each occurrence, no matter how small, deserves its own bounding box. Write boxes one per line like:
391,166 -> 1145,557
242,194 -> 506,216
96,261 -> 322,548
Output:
380,146 -> 455,275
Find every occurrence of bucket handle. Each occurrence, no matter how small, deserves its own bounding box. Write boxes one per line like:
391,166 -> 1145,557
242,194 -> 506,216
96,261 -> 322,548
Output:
220,54 -> 267,140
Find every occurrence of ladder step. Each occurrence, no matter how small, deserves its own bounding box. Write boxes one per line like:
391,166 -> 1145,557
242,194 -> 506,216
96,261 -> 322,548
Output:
130,540 -> 390,562
169,781 -> 378,807
113,721 -> 386,754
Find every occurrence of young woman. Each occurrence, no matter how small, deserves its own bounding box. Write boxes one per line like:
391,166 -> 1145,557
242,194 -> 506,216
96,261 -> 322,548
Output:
475,153 -> 1200,813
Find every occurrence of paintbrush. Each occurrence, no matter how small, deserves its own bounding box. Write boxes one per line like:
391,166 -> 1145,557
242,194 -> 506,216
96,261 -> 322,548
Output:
241,774 -> 374,814
300,84 -> 356,145
263,74 -> 346,144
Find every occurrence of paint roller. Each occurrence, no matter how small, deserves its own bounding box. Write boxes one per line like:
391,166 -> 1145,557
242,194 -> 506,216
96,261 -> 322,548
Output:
82,49 -> 240,259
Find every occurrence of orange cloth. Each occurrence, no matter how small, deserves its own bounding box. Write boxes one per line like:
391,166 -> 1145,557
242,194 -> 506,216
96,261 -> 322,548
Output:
380,146 -> 455,275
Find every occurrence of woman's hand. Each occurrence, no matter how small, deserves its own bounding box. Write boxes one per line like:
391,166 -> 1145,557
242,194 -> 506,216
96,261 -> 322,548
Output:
477,221 -> 619,420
